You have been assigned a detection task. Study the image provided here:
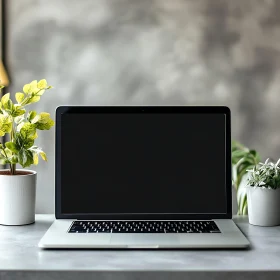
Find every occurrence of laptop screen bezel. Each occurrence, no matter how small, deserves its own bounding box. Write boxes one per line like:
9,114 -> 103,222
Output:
55,106 -> 232,220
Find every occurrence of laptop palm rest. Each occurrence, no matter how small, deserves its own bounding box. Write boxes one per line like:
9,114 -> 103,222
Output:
110,234 -> 180,246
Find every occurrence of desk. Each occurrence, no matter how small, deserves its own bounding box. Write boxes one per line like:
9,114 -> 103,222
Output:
0,215 -> 280,280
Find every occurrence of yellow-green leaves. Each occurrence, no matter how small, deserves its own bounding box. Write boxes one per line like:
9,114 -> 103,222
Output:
5,148 -> 12,158
1,93 -> 10,106
15,92 -> 25,103
29,146 -> 47,164
0,114 -> 13,136
19,122 -> 38,149
18,149 -> 33,168
0,78 -> 54,171
37,79 -> 47,89
0,147 -> 12,158
20,79 -> 53,106
0,145 -> 15,165
29,80 -> 38,90
23,80 -> 38,94
12,105 -> 26,117
33,112 -> 55,130
1,93 -> 15,115
40,151 -> 47,161
14,115 -> 25,125
20,122 -> 37,139
24,79 -> 51,95
29,96 -> 41,103
5,141 -> 19,153
23,83 -> 30,94
27,111 -> 55,130
0,143 -> 8,165
33,153 -> 39,165
13,121 -> 38,161
27,110 -> 37,122
0,92 -> 25,117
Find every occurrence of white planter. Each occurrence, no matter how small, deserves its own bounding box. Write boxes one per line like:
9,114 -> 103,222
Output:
0,169 -> 37,225
247,187 -> 280,226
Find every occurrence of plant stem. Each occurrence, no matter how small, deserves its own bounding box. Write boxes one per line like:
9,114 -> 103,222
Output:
11,122 -> 14,142
10,121 -> 16,175
10,163 -> 16,175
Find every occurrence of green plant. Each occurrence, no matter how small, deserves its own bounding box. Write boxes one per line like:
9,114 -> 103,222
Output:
247,159 -> 280,189
0,79 -> 54,174
232,140 -> 260,215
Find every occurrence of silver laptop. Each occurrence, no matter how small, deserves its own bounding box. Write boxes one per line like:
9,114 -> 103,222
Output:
39,106 -> 249,249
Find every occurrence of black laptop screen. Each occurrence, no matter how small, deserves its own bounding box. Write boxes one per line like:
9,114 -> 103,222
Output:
60,112 -> 227,215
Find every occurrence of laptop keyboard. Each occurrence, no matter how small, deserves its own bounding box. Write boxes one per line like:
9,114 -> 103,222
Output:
68,221 -> 220,233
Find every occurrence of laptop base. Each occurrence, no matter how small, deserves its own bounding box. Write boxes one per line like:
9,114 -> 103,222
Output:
39,219 -> 249,249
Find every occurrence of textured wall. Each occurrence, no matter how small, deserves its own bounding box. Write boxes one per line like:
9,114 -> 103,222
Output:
7,0 -> 280,213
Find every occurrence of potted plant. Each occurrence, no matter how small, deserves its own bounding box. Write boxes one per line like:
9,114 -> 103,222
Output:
0,79 -> 54,225
232,140 -> 260,215
247,159 -> 280,226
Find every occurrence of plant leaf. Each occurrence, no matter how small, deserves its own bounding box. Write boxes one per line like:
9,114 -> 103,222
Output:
19,122 -> 37,149
5,142 -> 19,153
20,122 -> 37,139
10,155 -> 18,164
18,149 -> 33,168
1,93 -> 10,106
242,196 -> 248,215
35,112 -> 54,130
16,122 -> 25,132
33,153 -> 39,165
28,146 -> 47,162
40,151 -> 47,161
15,92 -> 25,104
237,179 -> 248,215
11,107 -> 25,117
30,114 -> 41,124
0,158 -> 10,165
232,140 -> 261,215
6,99 -> 14,111
27,95 -> 40,104
35,89 -> 45,96
27,111 -> 37,122
15,115 -> 25,124
0,114 -> 13,136
37,79 -> 47,89
29,80 -> 38,92
4,148 -> 12,158
23,84 -> 30,94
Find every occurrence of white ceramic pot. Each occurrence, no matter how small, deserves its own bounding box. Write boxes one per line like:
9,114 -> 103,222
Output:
0,169 -> 37,225
247,187 -> 280,226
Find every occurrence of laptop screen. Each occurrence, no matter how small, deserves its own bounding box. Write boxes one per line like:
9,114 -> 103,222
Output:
60,112 -> 227,215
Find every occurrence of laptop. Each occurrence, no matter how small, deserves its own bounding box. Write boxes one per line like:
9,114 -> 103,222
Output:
38,106 -> 249,249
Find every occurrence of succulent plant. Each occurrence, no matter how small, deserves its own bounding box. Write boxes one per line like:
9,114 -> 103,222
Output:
247,158 -> 280,189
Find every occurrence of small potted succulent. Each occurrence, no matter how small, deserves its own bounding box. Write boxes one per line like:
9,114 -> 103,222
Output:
247,159 -> 280,226
0,79 -> 54,225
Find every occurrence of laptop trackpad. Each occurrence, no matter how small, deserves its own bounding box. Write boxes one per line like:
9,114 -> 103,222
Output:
110,234 -> 179,247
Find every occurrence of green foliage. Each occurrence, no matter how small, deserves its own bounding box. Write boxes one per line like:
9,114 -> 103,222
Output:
0,114 -> 13,136
232,140 -> 260,215
247,159 -> 280,189
0,79 -> 54,174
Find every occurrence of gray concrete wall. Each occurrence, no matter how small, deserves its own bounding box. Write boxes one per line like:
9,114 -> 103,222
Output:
6,0 -> 280,214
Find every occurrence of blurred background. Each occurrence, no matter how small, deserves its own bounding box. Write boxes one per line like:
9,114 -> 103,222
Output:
1,0 -> 280,213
